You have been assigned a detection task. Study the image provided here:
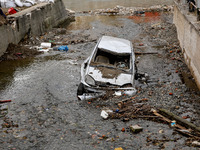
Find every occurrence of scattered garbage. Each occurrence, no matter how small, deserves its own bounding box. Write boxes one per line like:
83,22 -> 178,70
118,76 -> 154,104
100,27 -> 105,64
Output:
139,43 -> 144,46
101,110 -> 109,119
53,45 -> 68,51
130,125 -> 143,133
100,109 -> 113,119
121,128 -> 125,132
114,91 -> 122,96
41,42 -> 52,48
0,100 -> 12,103
171,120 -> 176,127
8,7 -> 17,14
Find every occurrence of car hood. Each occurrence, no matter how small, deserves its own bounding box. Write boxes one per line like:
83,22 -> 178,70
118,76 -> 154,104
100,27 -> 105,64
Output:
87,66 -> 132,86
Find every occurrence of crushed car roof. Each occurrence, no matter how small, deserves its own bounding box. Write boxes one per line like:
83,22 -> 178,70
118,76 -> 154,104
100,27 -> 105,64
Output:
98,36 -> 132,54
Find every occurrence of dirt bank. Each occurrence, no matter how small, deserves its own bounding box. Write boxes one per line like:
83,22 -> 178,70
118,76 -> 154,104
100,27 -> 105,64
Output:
0,43 -> 42,61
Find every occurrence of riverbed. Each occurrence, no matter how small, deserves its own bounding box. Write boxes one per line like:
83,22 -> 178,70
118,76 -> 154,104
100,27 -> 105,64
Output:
0,2 -> 200,150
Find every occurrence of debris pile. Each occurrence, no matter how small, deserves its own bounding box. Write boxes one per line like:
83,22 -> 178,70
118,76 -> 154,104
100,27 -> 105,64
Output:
0,43 -> 42,61
100,96 -> 200,145
81,5 -> 173,15
108,98 -> 153,120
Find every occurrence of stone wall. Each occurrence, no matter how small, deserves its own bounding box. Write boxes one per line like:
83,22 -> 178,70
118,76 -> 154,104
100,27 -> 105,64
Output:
173,2 -> 200,89
0,0 -> 74,56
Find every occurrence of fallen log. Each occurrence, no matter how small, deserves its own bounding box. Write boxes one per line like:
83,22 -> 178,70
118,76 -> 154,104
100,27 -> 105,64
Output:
158,108 -> 200,133
152,109 -> 187,130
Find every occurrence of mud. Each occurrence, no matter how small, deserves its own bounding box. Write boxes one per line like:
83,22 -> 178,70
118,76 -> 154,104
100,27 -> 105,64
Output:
0,43 -> 42,61
0,6 -> 200,150
97,67 -> 125,79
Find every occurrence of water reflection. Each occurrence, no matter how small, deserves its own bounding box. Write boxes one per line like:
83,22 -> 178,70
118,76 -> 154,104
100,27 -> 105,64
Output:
0,59 -> 33,91
66,15 -> 124,30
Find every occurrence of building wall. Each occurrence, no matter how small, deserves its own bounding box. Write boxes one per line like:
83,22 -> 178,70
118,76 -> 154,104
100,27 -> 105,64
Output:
0,0 -> 74,56
173,4 -> 200,89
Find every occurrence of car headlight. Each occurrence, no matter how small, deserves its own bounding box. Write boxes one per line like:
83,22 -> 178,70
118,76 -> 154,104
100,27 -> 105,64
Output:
85,75 -> 95,86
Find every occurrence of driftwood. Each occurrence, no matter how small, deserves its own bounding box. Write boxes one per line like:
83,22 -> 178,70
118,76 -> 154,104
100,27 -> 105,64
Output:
158,108 -> 200,133
152,109 -> 187,130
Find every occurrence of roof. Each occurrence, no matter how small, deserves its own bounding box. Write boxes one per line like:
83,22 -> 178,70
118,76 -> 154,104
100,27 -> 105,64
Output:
98,36 -> 132,54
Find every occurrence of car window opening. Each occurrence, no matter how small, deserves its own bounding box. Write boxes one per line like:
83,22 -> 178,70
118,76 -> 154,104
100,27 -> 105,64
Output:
92,49 -> 130,69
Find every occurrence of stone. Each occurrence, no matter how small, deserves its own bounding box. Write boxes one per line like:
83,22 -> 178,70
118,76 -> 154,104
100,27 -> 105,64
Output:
130,125 -> 143,133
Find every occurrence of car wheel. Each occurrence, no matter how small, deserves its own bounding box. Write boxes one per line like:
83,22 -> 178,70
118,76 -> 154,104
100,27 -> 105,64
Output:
77,83 -> 84,95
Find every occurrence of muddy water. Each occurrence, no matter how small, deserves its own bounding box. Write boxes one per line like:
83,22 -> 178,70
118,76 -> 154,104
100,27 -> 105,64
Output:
67,12 -> 162,31
64,0 -> 173,11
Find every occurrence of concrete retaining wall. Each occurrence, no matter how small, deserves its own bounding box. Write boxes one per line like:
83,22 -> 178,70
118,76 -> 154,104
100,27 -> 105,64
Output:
173,3 -> 200,89
0,0 -> 74,56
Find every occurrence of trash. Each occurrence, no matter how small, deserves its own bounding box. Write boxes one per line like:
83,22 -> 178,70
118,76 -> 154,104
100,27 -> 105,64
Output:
192,141 -> 200,147
38,48 -> 52,52
58,45 -> 69,51
114,147 -> 123,150
171,120 -> 176,127
53,45 -> 69,51
41,42 -> 52,48
121,128 -> 125,132
0,100 -> 12,103
100,109 -> 113,119
101,110 -> 109,119
122,118 -> 129,122
130,125 -> 143,133
114,91 -> 122,96
182,116 -> 189,119
115,109 -> 119,113
169,92 -> 173,95
8,7 -> 17,15
139,43 -> 144,46
159,129 -> 164,133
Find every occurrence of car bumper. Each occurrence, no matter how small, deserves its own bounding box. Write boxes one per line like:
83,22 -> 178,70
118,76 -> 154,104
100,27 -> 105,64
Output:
77,83 -> 137,100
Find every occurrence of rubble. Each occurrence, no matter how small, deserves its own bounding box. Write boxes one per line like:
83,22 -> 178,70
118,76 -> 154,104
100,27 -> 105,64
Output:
86,5 -> 173,16
130,125 -> 143,133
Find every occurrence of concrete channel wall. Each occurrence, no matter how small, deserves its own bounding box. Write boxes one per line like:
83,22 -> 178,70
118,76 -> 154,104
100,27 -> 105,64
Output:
173,2 -> 200,89
0,0 -> 74,56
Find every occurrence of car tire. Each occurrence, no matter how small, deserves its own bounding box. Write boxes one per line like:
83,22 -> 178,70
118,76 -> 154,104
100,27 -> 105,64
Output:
77,83 -> 84,95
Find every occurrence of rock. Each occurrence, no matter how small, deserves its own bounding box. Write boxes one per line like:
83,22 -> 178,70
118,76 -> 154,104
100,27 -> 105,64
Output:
130,125 -> 143,133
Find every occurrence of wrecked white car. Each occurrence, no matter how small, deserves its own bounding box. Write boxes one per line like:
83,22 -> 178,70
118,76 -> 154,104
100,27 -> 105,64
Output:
77,36 -> 137,100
